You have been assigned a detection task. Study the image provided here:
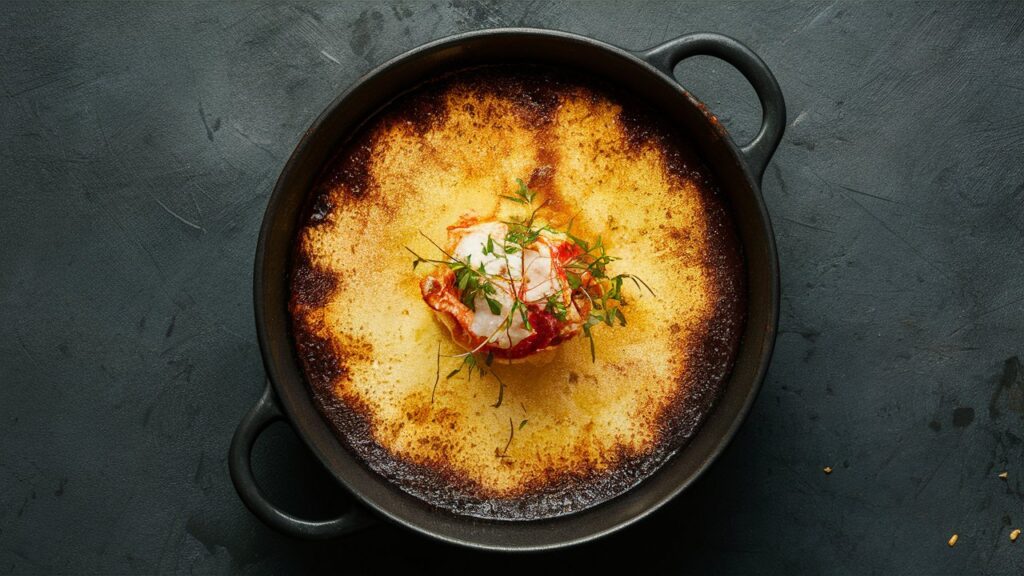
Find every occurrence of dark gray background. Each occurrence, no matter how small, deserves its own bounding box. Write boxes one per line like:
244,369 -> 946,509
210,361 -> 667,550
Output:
2,1 -> 1023,574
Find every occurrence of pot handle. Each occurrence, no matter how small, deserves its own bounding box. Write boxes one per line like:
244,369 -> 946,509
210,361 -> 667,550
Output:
229,382 -> 374,538
639,33 -> 786,182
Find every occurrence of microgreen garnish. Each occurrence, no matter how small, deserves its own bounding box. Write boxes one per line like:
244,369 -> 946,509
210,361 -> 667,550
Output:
498,417 -> 514,459
499,178 -> 537,206
446,352 -> 479,381
490,368 -> 506,408
559,222 -> 654,360
411,178 -> 653,367
414,179 -> 656,451
431,340 -> 441,404
544,293 -> 569,321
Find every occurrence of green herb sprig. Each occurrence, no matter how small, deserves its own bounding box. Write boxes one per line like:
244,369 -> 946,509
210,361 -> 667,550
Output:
412,179 -> 654,364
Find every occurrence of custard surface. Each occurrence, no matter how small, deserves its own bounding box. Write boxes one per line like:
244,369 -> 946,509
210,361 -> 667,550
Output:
289,66 -> 745,519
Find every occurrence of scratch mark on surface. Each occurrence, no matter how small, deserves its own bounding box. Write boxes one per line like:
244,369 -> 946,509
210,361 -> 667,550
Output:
155,199 -> 205,232
872,443 -> 903,481
796,0 -> 839,34
813,171 -> 941,275
187,190 -> 203,227
452,0 -> 504,27
5,74 -> 70,98
946,294 -> 1024,337
781,216 -> 834,234
913,435 -> 959,501
231,124 -> 277,159
838,183 -> 899,204
790,111 -> 809,127
911,344 -> 980,360
197,103 -> 215,142
320,50 -> 341,65
810,1 -> 839,26
16,332 -> 37,363
842,190 -> 943,275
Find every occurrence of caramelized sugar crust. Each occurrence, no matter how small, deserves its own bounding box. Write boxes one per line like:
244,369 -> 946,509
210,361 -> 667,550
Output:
289,66 -> 745,519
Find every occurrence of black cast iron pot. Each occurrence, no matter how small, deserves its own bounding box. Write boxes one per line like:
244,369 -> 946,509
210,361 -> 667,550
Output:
229,28 -> 784,551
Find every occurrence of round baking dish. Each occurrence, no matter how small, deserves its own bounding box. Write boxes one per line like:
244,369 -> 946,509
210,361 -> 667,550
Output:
229,28 -> 784,551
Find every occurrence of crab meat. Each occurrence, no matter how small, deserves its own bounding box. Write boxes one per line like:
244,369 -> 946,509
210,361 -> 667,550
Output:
420,216 -> 591,359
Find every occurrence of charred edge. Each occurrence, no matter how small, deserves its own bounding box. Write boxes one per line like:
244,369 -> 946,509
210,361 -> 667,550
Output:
289,244 -> 340,309
495,71 -> 562,126
336,140 -> 377,200
377,65 -> 565,138
616,95 -> 712,188
307,377 -> 493,513
381,81 -> 447,136
650,177 -> 747,451
299,139 -> 377,229
293,324 -> 350,393
307,189 -> 334,225
306,372 -> 681,520
311,128 -> 381,207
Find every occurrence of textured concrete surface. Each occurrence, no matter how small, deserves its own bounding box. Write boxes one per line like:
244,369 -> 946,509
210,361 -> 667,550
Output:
2,1 -> 1023,574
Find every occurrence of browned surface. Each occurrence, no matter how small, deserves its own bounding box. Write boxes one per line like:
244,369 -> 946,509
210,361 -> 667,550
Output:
288,66 -> 745,520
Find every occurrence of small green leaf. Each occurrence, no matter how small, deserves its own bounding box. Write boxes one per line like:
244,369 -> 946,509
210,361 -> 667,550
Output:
583,324 -> 596,363
566,272 -> 581,290
519,306 -> 532,330
485,295 -> 502,315
519,419 -> 528,430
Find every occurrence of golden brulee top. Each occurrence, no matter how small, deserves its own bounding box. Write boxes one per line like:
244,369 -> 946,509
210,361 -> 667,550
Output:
289,66 -> 745,520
